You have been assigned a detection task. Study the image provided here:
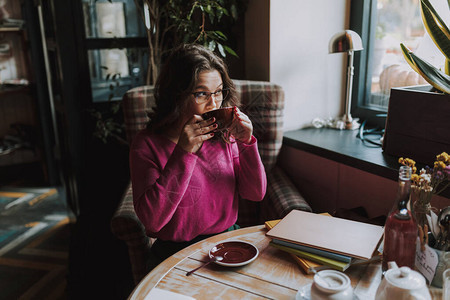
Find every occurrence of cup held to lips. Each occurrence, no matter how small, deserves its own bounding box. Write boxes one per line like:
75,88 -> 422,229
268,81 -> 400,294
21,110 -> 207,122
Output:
202,107 -> 234,131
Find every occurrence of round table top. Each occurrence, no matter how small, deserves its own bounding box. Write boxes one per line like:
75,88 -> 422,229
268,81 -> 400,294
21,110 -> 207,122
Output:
129,225 -> 442,300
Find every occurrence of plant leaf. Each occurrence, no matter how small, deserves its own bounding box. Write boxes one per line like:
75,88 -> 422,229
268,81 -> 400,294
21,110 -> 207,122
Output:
421,0 -> 450,35
214,30 -> 226,39
223,45 -> 238,57
420,0 -> 450,60
208,40 -> 216,52
217,43 -> 226,57
410,52 -> 450,94
230,4 -> 238,20
216,7 -> 224,22
446,58 -> 450,75
188,3 -> 197,20
400,43 -> 420,73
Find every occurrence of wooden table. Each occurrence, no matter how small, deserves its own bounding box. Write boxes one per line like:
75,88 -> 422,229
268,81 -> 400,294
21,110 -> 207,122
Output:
129,225 -> 442,299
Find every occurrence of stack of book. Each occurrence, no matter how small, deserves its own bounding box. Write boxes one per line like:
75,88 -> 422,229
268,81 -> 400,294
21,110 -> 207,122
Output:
265,210 -> 384,274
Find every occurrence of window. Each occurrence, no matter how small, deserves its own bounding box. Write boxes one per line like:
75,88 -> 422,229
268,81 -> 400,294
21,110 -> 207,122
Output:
81,0 -> 149,102
350,0 -> 447,127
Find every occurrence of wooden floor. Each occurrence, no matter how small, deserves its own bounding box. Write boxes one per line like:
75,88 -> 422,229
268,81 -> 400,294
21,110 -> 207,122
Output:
0,187 -> 71,299
0,218 -> 71,299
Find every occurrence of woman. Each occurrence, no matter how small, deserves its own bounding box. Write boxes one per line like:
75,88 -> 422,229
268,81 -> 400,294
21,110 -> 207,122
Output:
129,44 -> 266,265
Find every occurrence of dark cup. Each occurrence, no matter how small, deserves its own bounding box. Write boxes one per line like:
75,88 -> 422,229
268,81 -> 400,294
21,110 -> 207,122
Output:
202,107 -> 234,131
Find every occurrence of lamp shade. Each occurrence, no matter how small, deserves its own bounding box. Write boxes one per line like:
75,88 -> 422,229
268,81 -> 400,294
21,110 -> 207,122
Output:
329,30 -> 363,53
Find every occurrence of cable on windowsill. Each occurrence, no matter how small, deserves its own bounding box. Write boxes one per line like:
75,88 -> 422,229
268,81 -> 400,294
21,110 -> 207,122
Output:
356,120 -> 384,148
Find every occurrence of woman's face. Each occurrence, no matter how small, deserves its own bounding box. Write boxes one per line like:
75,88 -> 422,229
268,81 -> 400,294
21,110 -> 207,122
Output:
185,69 -> 224,117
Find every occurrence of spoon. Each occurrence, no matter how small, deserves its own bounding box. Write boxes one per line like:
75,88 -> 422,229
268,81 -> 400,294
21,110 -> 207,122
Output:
186,256 -> 223,276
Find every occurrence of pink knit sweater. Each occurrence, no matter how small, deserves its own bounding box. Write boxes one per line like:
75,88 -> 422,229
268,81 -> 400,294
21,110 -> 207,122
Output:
129,129 -> 267,241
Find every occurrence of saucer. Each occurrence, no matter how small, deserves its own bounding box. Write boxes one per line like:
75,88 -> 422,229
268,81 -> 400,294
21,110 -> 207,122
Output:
295,283 -> 360,300
209,240 -> 258,267
295,283 -> 312,300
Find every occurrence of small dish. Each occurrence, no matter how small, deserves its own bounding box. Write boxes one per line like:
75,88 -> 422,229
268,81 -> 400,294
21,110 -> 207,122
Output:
208,240 -> 258,267
295,283 -> 312,300
295,283 -> 360,300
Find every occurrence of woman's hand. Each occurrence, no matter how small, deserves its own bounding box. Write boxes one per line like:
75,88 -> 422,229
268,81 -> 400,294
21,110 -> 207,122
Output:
229,107 -> 253,144
178,115 -> 217,153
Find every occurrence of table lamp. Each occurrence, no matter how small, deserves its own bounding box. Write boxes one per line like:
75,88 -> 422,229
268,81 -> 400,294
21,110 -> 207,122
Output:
329,30 -> 363,130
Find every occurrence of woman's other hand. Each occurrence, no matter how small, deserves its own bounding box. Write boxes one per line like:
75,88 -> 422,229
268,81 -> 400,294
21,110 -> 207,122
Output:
229,106 -> 253,144
178,115 -> 217,153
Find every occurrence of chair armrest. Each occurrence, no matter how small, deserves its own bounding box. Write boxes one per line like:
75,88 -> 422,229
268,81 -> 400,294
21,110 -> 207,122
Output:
111,183 -> 148,242
110,183 -> 152,284
261,166 -> 312,221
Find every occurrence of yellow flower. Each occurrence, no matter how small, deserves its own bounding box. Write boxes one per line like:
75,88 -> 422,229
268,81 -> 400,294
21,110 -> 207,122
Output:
434,161 -> 447,169
399,157 -> 417,173
436,152 -> 450,164
411,174 -> 420,185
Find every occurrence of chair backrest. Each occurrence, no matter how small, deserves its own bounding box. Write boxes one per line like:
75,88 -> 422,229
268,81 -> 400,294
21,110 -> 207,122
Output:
121,80 -> 285,170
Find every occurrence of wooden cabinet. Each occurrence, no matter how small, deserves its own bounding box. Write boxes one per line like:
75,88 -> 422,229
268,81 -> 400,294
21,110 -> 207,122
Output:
278,146 -> 449,219
0,1 -> 47,182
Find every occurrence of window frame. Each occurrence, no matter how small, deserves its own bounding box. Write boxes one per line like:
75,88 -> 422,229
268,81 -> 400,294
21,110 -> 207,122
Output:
350,0 -> 389,128
80,0 -> 149,103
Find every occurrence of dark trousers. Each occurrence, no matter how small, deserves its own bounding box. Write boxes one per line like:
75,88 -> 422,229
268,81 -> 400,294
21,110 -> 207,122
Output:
149,224 -> 240,269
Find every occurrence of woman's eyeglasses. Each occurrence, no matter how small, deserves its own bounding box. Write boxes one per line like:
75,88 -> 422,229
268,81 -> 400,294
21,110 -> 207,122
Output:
192,88 -> 228,104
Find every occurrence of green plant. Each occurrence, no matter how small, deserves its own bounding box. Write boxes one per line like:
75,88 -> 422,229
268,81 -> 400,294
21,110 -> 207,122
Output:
88,69 -> 126,145
133,0 -> 246,85
88,102 -> 127,145
400,0 -> 450,94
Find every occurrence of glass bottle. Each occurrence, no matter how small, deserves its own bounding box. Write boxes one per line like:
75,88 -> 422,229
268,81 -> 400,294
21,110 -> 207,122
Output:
382,166 -> 418,274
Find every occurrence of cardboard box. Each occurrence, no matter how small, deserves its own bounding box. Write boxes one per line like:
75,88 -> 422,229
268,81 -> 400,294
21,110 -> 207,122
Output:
383,85 -> 450,165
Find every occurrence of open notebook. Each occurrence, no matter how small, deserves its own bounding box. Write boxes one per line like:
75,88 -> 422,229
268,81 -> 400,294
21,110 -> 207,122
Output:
266,210 -> 384,260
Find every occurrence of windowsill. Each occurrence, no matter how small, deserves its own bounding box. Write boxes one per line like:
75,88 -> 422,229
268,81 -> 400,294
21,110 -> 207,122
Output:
282,127 -> 400,181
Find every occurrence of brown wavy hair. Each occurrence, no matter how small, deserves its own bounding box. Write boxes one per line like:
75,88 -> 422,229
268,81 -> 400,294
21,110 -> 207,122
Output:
147,43 -> 239,142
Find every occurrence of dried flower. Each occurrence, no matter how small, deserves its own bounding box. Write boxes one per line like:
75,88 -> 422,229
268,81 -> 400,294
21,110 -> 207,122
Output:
436,152 -> 450,163
399,152 -> 450,198
401,152 -> 450,250
398,157 -> 417,173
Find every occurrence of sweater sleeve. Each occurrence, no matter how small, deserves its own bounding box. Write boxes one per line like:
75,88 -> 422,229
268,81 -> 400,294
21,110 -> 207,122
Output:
130,137 -> 198,233
234,136 -> 267,201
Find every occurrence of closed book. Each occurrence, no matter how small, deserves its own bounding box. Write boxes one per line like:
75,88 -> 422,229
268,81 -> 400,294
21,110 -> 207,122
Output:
264,219 -> 324,274
269,242 -> 351,272
287,252 -> 327,274
266,210 -> 384,260
271,239 -> 352,263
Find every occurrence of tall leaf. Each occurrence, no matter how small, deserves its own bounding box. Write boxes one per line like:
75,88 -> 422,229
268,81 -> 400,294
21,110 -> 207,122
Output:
410,52 -> 450,93
420,0 -> 450,60
446,58 -> 450,75
400,43 -> 420,73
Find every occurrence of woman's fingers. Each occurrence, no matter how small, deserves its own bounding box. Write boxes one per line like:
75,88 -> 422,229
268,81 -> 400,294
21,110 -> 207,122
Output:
194,118 -> 218,135
178,115 -> 216,153
234,107 -> 251,124
230,107 -> 253,143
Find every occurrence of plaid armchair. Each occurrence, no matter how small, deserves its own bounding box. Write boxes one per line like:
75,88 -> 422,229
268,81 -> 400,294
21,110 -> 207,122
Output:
110,80 -> 311,284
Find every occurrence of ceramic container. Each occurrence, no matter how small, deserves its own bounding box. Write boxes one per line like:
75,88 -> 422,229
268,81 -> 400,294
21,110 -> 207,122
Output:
202,107 -> 234,131
375,262 -> 431,300
310,270 -> 353,300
